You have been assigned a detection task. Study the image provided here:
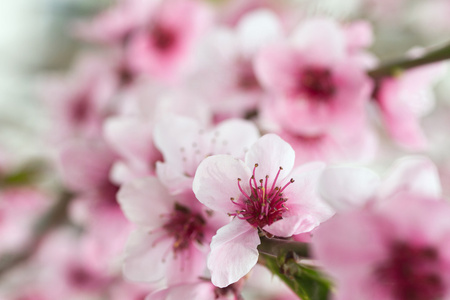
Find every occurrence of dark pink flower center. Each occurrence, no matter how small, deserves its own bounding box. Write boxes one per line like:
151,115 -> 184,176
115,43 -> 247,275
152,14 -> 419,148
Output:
71,92 -> 90,124
150,24 -> 177,51
298,67 -> 335,100
162,203 -> 206,253
229,164 -> 294,229
67,265 -> 102,291
375,242 -> 445,300
236,61 -> 260,91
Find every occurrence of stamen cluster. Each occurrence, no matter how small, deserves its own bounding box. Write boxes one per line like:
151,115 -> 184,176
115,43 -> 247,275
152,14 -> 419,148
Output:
229,164 -> 294,229
298,67 -> 336,100
162,203 -> 206,252
375,242 -> 444,300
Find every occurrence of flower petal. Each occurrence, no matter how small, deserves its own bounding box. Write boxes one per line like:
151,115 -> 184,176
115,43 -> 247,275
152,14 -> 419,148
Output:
153,115 -> 201,167
245,134 -> 295,182
123,229 -> 172,282
319,166 -> 380,212
118,177 -> 175,228
193,155 -> 251,213
208,218 -> 260,287
285,162 -> 334,222
211,119 -> 260,159
378,155 -> 442,200
104,117 -> 154,166
236,9 -> 283,56
264,214 -> 318,237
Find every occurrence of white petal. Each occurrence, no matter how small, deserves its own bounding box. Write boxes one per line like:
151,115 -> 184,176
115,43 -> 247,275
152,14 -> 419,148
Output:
212,119 -> 260,159
264,214 -> 318,237
208,218 -> 260,287
153,115 -> 201,166
167,245 -> 207,285
291,18 -> 345,66
156,161 -> 193,195
147,282 -> 213,300
237,9 -> 283,56
193,155 -> 251,213
245,134 -> 295,183
378,156 -> 442,200
118,177 -> 175,228
104,117 -> 153,166
286,162 -> 334,222
319,166 -> 380,212
123,229 -> 172,282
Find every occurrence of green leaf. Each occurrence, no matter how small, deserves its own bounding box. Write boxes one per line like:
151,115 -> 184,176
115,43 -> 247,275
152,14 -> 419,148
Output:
260,253 -> 332,300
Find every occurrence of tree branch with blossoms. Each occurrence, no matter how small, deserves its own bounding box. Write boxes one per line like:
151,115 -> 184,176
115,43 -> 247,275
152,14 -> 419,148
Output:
368,40 -> 450,80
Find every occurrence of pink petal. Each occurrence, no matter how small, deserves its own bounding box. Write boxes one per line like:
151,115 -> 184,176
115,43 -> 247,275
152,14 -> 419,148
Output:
212,119 -> 260,159
290,18 -> 345,66
153,115 -> 202,167
167,245 -> 208,285
123,229 -> 173,282
193,155 -> 251,214
264,214 -> 318,237
254,44 -> 300,96
285,162 -> 334,223
58,139 -> 115,191
319,167 -> 380,212
311,210 -> 387,276
147,282 -> 213,300
245,134 -> 295,183
378,156 -> 442,200
110,160 -> 148,185
117,177 -> 175,228
104,117 -> 154,166
156,161 -> 193,195
208,218 -> 260,287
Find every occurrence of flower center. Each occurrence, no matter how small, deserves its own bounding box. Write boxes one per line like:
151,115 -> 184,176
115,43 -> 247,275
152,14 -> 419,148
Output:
236,61 -> 260,91
71,92 -> 90,124
375,242 -> 445,300
229,164 -> 294,229
298,67 -> 335,100
149,24 -> 176,51
162,203 -> 206,253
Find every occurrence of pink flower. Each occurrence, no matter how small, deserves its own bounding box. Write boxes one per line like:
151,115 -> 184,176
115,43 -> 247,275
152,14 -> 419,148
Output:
319,156 -> 442,212
154,116 -> 260,194
0,187 -> 50,253
255,18 -> 372,136
147,280 -> 244,300
259,105 -> 377,165
40,53 -> 120,141
126,0 -> 211,82
193,134 -> 332,287
193,9 -> 283,119
312,194 -> 450,300
118,176 -> 227,286
104,116 -> 163,184
376,57 -> 446,150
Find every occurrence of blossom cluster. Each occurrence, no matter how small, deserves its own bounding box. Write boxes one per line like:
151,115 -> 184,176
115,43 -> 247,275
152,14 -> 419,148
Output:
1,0 -> 450,299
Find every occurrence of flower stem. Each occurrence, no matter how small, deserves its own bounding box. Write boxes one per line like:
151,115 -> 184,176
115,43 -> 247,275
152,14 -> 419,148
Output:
258,236 -> 310,258
368,41 -> 450,80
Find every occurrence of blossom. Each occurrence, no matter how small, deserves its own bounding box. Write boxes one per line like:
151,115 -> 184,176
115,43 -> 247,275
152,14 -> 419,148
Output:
147,280 -> 244,300
376,56 -> 445,150
312,194 -> 450,300
154,116 -> 260,194
118,176 -> 227,286
192,9 -> 283,119
255,18 -> 372,136
318,155 -> 442,212
126,0 -> 211,82
39,53 -> 120,141
193,134 -> 332,287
